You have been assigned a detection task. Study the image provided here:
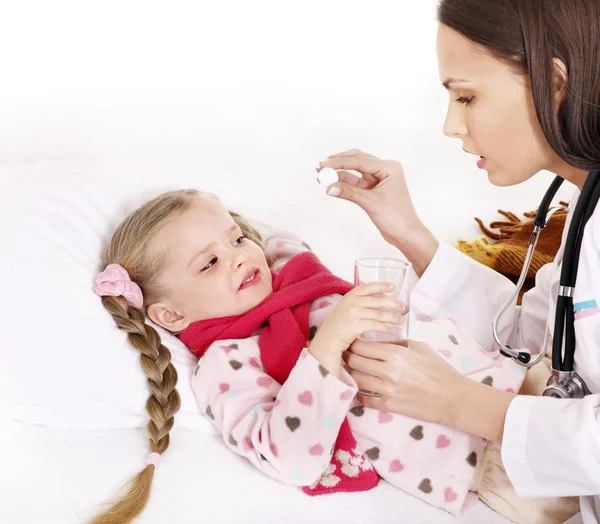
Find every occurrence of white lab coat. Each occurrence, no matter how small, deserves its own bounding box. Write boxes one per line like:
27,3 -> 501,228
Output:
411,188 -> 600,524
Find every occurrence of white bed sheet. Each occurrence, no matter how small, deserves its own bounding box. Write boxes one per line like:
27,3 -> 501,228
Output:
1,421 -> 513,524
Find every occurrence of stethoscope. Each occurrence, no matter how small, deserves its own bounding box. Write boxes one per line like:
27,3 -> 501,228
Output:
492,170 -> 600,399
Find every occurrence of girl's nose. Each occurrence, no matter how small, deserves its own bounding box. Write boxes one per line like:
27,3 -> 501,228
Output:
231,249 -> 249,270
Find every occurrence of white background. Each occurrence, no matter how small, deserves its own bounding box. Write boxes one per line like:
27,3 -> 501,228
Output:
0,0 -> 572,269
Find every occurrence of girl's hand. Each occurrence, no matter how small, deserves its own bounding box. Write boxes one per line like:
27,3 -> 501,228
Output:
309,282 -> 405,356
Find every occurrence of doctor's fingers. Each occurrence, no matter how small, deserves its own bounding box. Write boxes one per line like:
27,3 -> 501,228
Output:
316,166 -> 369,189
323,149 -> 394,190
348,369 -> 388,397
319,155 -> 392,181
344,350 -> 389,377
326,149 -> 380,160
334,170 -> 376,190
350,338 -> 408,361
347,347 -> 411,386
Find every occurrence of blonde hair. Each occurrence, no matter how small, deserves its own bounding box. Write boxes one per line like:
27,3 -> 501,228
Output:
89,189 -> 262,524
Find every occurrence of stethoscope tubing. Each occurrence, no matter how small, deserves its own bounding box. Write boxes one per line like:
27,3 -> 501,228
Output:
493,172 -> 600,374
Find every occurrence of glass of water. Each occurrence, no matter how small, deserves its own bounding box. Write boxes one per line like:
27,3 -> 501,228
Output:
353,257 -> 412,396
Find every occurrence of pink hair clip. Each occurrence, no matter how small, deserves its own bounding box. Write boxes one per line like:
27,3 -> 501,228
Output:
92,263 -> 144,309
145,452 -> 162,468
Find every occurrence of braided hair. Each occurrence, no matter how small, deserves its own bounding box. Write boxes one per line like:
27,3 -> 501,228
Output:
88,189 -> 262,523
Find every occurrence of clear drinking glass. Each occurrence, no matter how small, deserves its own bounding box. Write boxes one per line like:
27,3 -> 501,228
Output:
353,257 -> 412,396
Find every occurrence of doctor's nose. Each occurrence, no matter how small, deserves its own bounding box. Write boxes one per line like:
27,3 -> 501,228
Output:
443,103 -> 469,139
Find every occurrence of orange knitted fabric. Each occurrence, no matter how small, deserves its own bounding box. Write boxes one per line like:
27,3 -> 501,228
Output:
456,202 -> 569,304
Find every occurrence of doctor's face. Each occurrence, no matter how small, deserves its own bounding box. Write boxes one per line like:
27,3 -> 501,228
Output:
436,24 -> 556,187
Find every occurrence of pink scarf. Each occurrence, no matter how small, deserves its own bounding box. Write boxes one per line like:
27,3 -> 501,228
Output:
179,251 -> 379,495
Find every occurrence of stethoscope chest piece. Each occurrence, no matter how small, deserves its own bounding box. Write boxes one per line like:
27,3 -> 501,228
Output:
543,369 -> 589,398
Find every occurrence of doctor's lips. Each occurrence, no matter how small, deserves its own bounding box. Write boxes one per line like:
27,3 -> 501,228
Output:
239,268 -> 261,290
463,148 -> 487,169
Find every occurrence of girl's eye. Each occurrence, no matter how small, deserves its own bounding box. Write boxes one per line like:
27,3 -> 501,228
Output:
456,96 -> 474,106
202,257 -> 218,271
234,236 -> 246,246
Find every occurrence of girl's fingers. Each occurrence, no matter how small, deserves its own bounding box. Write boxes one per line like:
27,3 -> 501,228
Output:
361,296 -> 406,313
360,319 -> 392,335
352,282 -> 395,296
359,308 -> 404,325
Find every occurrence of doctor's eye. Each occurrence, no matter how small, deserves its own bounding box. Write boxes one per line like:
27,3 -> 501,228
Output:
456,96 -> 474,106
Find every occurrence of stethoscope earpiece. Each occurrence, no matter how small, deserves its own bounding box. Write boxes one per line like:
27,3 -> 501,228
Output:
499,348 -> 531,364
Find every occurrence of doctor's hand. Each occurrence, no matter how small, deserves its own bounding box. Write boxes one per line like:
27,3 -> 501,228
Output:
318,150 -> 422,246
318,150 -> 439,277
344,338 -> 465,426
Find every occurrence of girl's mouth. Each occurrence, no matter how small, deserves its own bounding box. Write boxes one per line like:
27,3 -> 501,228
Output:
239,268 -> 261,290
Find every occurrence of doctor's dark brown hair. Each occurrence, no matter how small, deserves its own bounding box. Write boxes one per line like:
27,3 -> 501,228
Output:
88,189 -> 263,524
438,0 -> 600,171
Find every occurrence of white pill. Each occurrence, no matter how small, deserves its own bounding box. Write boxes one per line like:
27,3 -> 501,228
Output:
317,167 -> 339,187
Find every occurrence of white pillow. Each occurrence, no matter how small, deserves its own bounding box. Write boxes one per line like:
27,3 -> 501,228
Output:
2,159 -> 566,433
0,160 -> 244,431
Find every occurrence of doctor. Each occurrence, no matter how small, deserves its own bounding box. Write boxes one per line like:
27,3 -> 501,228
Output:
318,0 -> 600,522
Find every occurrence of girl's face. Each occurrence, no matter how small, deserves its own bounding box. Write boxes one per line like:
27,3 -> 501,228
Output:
147,197 -> 273,332
436,23 -> 559,186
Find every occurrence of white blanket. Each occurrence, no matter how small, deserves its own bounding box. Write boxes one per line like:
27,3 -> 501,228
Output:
1,421 -> 513,524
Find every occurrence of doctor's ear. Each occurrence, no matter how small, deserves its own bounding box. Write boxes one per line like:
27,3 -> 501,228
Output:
147,302 -> 190,332
552,58 -> 569,110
